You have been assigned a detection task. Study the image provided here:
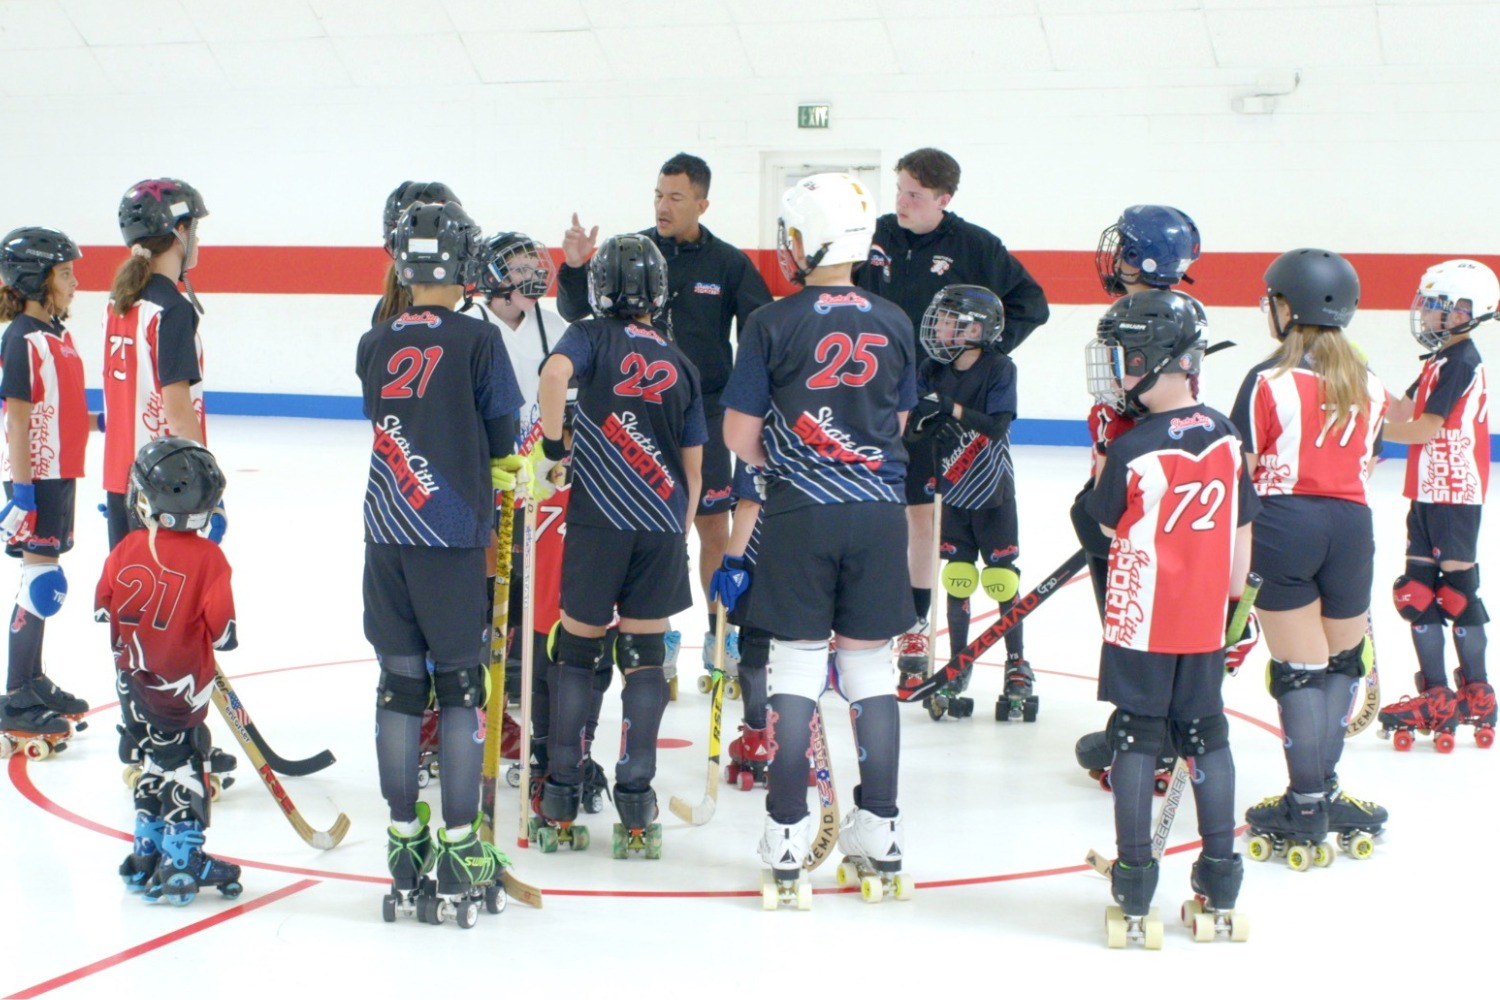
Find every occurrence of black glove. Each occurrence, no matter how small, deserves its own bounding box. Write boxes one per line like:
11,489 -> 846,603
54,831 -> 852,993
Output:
908,393 -> 951,439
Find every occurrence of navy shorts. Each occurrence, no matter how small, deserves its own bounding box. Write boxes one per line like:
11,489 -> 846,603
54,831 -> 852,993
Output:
696,395 -> 736,517
5,479 -> 76,559
1406,502 -> 1482,563
363,543 -> 487,663
1099,644 -> 1226,720
904,443 -> 940,505
560,523 -> 692,626
941,501 -> 1019,566
745,501 -> 914,642
1251,495 -> 1374,618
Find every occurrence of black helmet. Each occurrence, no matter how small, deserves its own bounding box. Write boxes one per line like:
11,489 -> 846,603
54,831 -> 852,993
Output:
394,202 -> 483,288
1264,248 -> 1359,336
119,178 -> 208,246
587,234 -> 668,319
478,232 -> 555,300
130,436 -> 227,533
1089,289 -> 1206,416
920,284 -> 1005,364
0,227 -> 81,301
383,181 -> 460,257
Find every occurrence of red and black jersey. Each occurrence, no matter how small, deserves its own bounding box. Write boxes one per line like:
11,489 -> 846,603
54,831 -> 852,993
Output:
722,286 -> 917,513
551,317 -> 707,533
1,315 -> 88,480
1403,339 -> 1488,505
1086,405 -> 1258,654
101,275 -> 206,494
531,485 -> 569,634
95,530 -> 237,731
356,306 -> 523,548
917,351 -> 1016,509
1231,358 -> 1387,505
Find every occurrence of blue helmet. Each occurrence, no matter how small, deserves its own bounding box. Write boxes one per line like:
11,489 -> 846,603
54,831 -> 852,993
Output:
1096,205 -> 1201,296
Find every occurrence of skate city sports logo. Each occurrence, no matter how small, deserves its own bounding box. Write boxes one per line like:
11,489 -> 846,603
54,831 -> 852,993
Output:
1422,431 -> 1482,504
26,404 -> 58,478
812,291 -> 872,314
942,429 -> 989,486
693,282 -> 722,296
791,407 -> 884,470
930,255 -> 953,276
602,411 -> 675,500
1103,540 -> 1149,648
1167,412 -> 1215,439
989,545 -> 1019,563
939,541 -> 957,557
623,323 -> 668,346
868,244 -> 891,269
391,310 -> 443,331
373,415 -> 439,509
701,485 -> 733,508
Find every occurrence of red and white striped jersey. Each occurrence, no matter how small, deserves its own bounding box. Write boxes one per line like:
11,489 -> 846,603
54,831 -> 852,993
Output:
1403,339 -> 1488,505
1230,359 -> 1386,505
0,315 -> 89,481
1085,406 -> 1258,654
101,276 -> 206,494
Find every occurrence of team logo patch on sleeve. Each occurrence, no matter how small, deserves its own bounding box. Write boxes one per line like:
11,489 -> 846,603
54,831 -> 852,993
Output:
693,282 -> 721,296
1167,413 -> 1216,439
812,291 -> 872,314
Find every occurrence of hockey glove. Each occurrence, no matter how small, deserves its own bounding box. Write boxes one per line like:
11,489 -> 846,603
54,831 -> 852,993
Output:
207,500 -> 228,545
908,393 -> 952,439
1223,600 -> 1261,677
525,436 -> 567,503
491,454 -> 525,494
709,555 -> 751,613
1,482 -> 37,546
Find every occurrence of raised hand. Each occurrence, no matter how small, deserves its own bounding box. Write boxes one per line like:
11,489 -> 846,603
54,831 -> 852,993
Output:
562,212 -> 599,269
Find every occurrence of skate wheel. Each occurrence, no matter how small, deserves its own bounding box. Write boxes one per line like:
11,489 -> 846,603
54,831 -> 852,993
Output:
927,697 -> 946,722
0,737 -> 12,761
1477,726 -> 1495,749
994,699 -> 1008,722
208,775 -> 222,802
505,765 -> 520,789
738,771 -> 754,792
645,824 -> 663,860
1097,770 -> 1113,793
836,862 -> 856,888
1229,911 -> 1250,942
430,899 -> 448,925
1393,730 -> 1414,752
485,883 -> 506,914
1105,906 -> 1127,949
536,826 -> 558,853
696,675 -> 711,695
1022,696 -> 1039,723
611,824 -> 627,860
1192,911 -> 1215,943
1153,775 -> 1170,797
382,894 -> 397,923
668,676 -> 678,701
122,764 -> 141,790
456,901 -> 479,929
583,790 -> 604,814
23,738 -> 50,761
761,880 -> 779,911
796,877 -> 812,911
1143,912 -> 1164,950
571,826 -> 590,852
860,875 -> 883,903
163,872 -> 198,906
1180,898 -> 1203,926
219,881 -> 243,899
1286,845 -> 1311,872
416,767 -> 431,789
1435,731 -> 1456,754
724,763 -> 738,784
726,680 -> 740,701
892,874 -> 915,900
1246,835 -> 1273,863
1312,842 -> 1334,868
417,895 -> 438,923
1347,832 -> 1375,860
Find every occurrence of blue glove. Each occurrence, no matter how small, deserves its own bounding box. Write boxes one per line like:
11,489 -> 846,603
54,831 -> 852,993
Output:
1,482 -> 37,545
708,555 -> 751,612
207,500 -> 227,545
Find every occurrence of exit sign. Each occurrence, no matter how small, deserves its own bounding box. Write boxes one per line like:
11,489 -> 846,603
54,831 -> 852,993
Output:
798,104 -> 830,129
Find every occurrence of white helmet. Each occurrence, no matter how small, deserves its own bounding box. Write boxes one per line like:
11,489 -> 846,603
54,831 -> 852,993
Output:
776,172 -> 876,285
1410,258 -> 1500,351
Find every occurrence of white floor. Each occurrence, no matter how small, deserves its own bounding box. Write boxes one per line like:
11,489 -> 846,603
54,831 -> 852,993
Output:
3,416 -> 1497,997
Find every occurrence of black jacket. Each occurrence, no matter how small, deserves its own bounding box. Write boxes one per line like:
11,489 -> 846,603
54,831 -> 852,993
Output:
558,224 -> 772,396
855,211 -> 1049,354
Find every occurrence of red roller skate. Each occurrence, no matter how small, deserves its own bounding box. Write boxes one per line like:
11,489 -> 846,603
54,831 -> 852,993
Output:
724,723 -> 772,791
1454,669 -> 1496,749
1378,674 -> 1459,752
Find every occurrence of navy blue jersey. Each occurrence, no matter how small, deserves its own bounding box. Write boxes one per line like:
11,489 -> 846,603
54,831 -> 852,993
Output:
356,306 -> 523,548
552,317 -> 708,532
917,350 -> 1017,509
722,286 -> 917,512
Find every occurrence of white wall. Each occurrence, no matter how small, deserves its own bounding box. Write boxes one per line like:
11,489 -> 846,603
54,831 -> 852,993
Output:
4,0 -> 1498,424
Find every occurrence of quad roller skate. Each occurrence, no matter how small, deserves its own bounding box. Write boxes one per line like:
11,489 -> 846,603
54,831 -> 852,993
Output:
580,756 -> 611,813
424,823 -> 512,928
1378,674 -> 1460,752
416,708 -> 440,788
996,654 -> 1039,723
725,723 -> 771,790
143,820 -> 243,906
611,786 -> 663,860
696,628 -> 741,700
662,629 -> 680,701
894,622 -> 930,691
1243,792 -> 1332,871
835,805 -> 914,904
31,674 -> 89,732
528,778 -> 590,853
1105,859 -> 1163,949
1074,731 -> 1178,795
0,687 -> 71,760
383,801 -> 437,922
120,817 -> 166,893
759,813 -> 814,911
1324,783 -> 1386,860
1181,854 -> 1249,943
925,666 -> 974,721
1454,668 -> 1496,749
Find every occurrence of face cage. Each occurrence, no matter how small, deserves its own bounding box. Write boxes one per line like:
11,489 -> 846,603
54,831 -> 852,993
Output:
1409,292 -> 1469,351
1085,338 -> 1127,410
490,245 -> 556,300
920,309 -> 984,365
776,219 -> 806,285
1095,225 -> 1126,297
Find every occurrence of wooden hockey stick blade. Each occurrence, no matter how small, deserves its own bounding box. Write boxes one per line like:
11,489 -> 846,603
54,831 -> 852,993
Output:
1084,849 -> 1112,877
804,701 -> 839,871
502,870 -> 544,909
1346,613 -> 1380,736
244,721 -> 335,777
669,603 -> 727,826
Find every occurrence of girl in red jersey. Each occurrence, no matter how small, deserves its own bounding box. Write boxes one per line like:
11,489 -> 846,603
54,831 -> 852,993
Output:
0,227 -> 92,751
1378,259 -> 1497,747
1230,249 -> 1390,863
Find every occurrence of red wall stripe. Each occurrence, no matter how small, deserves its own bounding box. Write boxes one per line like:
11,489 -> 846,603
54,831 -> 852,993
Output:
72,245 -> 1500,311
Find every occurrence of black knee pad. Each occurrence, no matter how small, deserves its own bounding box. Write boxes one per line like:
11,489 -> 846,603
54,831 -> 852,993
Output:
433,663 -> 487,709
377,670 -> 432,717
1267,658 -> 1320,700
1328,641 -> 1368,679
1394,562 -> 1442,625
1171,714 -> 1229,758
1438,566 -> 1490,626
739,627 -> 772,671
116,722 -> 145,765
614,632 -> 666,671
148,729 -> 197,771
1105,710 -> 1169,759
551,624 -> 608,669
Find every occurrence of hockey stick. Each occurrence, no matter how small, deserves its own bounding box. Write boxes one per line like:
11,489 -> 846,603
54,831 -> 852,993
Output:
900,548 -> 1088,703
241,722 -> 335,778
210,663 -> 350,850
804,695 -> 840,871
668,601 -> 726,825
925,486 -> 943,678
515,494 -> 539,850
1086,574 -> 1261,876
1345,613 -> 1380,737
480,488 -> 516,844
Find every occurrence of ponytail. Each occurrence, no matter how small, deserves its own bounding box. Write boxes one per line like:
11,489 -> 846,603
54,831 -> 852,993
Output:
110,235 -> 175,316
373,262 -> 411,324
1271,321 -> 1372,430
0,285 -> 25,322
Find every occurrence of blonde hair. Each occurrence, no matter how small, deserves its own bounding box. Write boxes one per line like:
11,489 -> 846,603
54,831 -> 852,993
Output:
110,235 -> 177,316
1270,319 -> 1370,429
374,262 -> 411,324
